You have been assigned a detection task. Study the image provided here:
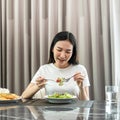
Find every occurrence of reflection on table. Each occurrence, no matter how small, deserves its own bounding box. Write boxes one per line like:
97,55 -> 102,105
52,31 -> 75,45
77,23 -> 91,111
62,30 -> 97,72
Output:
0,98 -> 120,120
28,106 -> 90,120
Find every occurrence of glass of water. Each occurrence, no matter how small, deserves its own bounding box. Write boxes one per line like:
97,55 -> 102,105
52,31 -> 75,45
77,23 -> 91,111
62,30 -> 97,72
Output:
105,85 -> 118,103
105,102 -> 120,119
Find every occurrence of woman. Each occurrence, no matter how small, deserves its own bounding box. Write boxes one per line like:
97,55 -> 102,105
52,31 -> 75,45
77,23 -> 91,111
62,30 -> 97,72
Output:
21,31 -> 90,100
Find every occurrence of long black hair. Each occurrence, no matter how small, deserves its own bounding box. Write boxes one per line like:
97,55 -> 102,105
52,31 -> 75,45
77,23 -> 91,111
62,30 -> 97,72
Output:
48,31 -> 79,65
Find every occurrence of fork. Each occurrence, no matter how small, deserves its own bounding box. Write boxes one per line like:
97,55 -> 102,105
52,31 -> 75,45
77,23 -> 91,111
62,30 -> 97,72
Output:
63,73 -> 80,82
45,79 -> 56,82
45,77 -> 72,82
45,73 -> 80,83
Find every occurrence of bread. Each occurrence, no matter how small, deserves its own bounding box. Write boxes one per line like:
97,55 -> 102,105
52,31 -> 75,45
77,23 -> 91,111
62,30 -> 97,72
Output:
0,93 -> 20,100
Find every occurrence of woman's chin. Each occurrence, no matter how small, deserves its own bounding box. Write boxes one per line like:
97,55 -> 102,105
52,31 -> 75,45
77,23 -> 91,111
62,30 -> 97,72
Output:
56,63 -> 69,68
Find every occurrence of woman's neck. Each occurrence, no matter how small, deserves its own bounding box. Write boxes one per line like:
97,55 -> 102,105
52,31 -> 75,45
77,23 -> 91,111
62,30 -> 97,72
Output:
54,63 -> 70,69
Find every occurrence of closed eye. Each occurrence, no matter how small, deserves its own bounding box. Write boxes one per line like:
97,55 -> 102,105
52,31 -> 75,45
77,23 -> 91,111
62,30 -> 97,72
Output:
56,47 -> 63,51
56,47 -> 72,53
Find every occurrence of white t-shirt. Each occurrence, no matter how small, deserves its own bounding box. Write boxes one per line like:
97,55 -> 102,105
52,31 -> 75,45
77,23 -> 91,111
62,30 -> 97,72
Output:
31,63 -> 90,96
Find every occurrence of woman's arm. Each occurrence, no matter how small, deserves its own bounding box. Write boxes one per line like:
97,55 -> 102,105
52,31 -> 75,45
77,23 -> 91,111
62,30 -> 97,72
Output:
79,86 -> 89,100
21,83 -> 40,99
21,77 -> 46,99
74,72 -> 90,100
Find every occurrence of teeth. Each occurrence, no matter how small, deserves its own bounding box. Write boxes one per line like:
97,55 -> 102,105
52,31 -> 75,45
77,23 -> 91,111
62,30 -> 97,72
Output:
58,58 -> 65,61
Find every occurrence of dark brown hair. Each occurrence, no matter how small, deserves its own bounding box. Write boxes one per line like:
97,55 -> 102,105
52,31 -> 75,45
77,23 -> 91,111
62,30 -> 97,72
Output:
48,31 -> 79,65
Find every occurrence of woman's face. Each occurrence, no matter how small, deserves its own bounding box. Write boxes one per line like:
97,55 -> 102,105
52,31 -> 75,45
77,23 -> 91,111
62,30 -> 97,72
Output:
52,40 -> 73,68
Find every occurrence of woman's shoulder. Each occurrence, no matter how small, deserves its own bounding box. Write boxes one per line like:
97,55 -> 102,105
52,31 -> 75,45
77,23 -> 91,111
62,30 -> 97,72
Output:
72,64 -> 87,70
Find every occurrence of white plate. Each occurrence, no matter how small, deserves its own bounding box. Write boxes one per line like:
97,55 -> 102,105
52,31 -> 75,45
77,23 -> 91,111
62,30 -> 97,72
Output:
45,95 -> 77,104
0,97 -> 21,103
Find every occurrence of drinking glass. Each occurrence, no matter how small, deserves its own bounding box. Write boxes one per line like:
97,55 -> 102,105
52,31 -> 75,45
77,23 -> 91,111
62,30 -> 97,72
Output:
105,85 -> 118,103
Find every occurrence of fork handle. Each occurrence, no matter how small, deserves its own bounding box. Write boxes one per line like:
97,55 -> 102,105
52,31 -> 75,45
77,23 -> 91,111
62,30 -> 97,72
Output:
45,79 -> 56,82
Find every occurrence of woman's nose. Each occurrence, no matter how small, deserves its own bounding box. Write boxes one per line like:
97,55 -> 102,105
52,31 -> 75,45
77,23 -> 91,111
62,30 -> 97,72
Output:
60,52 -> 66,58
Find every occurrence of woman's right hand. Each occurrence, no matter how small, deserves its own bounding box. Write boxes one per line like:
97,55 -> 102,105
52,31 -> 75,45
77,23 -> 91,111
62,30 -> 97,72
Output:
36,77 -> 46,89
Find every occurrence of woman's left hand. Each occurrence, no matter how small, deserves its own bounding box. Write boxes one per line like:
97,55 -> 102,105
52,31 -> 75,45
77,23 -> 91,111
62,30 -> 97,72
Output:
73,72 -> 89,100
73,72 -> 85,88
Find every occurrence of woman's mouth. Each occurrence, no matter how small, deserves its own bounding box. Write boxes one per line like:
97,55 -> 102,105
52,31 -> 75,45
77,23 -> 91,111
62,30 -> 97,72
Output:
57,58 -> 66,62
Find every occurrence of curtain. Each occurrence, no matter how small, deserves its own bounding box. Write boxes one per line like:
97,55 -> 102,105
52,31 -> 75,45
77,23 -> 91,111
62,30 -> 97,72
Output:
110,0 -> 120,86
0,0 -> 120,100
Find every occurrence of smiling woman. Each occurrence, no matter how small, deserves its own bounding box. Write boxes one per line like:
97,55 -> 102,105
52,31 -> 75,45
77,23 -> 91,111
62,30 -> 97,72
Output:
21,31 -> 90,100
53,40 -> 73,68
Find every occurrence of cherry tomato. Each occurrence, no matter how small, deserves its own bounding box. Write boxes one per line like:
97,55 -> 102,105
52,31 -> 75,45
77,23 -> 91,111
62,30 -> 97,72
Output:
56,79 -> 61,83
